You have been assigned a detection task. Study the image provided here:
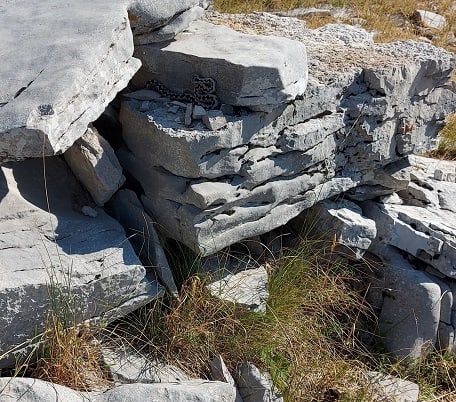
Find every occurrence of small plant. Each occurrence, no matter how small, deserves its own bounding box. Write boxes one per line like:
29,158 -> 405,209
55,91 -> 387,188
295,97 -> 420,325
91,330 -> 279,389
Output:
431,113 -> 456,160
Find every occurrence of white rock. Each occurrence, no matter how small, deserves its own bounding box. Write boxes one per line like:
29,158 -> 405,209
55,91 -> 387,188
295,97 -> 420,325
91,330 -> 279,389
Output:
133,20 -> 308,112
366,371 -> 419,402
64,125 -> 125,206
0,157 -> 163,368
236,363 -> 283,402
0,0 -> 141,162
413,9 -> 447,30
202,110 -> 227,130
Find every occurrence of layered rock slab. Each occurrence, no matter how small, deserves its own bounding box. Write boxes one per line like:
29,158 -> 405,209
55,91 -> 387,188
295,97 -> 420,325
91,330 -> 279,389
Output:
120,18 -> 455,256
0,157 -> 162,368
0,0 -> 142,161
132,20 -> 308,112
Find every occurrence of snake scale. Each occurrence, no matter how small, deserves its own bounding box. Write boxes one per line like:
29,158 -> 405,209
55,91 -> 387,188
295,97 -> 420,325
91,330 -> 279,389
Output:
146,75 -> 219,110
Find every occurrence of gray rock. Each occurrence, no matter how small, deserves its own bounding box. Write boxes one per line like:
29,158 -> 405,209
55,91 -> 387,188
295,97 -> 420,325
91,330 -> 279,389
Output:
0,377 -> 237,402
100,381 -> 237,401
108,190 -> 178,297
207,265 -> 269,313
0,0 -> 141,162
202,110 -> 227,130
119,19 -> 455,256
210,355 -> 244,402
185,103 -> 194,126
236,363 -> 283,402
365,371 -> 419,402
133,20 -> 308,112
376,246 -> 441,360
64,125 -> 125,206
102,347 -> 190,384
192,105 -> 207,120
123,90 -> 163,101
0,377 -> 99,402
413,9 -> 447,30
135,6 -> 205,45
294,199 -> 377,259
128,0 -> 200,36
0,157 -> 163,368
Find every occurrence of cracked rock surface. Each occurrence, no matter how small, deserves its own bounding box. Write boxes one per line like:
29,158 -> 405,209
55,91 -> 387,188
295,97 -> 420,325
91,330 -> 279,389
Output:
0,157 -> 163,368
119,15 -> 456,256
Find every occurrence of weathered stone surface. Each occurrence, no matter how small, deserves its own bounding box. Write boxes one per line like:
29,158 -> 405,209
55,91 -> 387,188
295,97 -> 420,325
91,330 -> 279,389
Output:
236,363 -> 283,402
0,157 -> 162,368
413,9 -> 447,30
376,246 -> 441,360
102,347 -> 190,384
0,377 -> 99,402
295,199 -> 377,259
210,355 -> 243,402
207,265 -> 269,313
365,371 -> 419,402
120,18 -> 455,255
0,377 -> 236,402
64,125 -> 125,206
133,20 -> 308,112
0,0 -> 141,162
101,381 -> 237,402
108,190 -> 178,297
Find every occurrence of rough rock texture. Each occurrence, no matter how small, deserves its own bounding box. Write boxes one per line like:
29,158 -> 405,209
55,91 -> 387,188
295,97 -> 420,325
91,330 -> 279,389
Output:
293,199 -> 376,259
361,156 -> 456,359
132,20 -> 308,112
236,363 -> 283,402
108,189 -> 178,297
366,371 -> 419,402
0,157 -> 163,368
0,377 -> 237,402
120,14 -> 456,256
102,347 -> 190,384
0,0 -> 140,162
64,125 -> 125,206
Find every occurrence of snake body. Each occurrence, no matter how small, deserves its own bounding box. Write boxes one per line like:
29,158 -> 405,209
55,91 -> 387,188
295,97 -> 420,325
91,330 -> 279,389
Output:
146,75 -> 219,110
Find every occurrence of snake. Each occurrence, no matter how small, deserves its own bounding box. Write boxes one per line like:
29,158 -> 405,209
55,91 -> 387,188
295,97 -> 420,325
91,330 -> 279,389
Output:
146,75 -> 219,110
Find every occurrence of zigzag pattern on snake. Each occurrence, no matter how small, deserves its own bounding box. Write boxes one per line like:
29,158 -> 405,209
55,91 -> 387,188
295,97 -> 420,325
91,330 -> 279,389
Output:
146,75 -> 219,110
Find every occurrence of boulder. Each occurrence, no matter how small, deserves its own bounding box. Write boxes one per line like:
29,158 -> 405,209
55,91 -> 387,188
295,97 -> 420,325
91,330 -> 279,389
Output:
107,189 -> 178,297
0,157 -> 163,368
236,362 -> 283,402
0,0 -> 141,162
0,377 -> 237,402
365,371 -> 419,402
293,199 -> 377,259
376,246 -> 441,360
413,9 -> 447,30
119,18 -> 455,255
132,20 -> 308,112
64,125 -> 125,206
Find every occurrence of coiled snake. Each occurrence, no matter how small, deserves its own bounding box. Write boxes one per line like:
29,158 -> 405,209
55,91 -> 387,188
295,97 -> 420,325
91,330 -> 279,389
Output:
146,75 -> 219,110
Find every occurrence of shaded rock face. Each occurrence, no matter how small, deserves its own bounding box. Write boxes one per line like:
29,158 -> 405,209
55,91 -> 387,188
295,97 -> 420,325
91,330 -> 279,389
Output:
0,0 -> 204,163
359,156 -> 456,360
119,20 -> 456,256
0,157 -> 163,368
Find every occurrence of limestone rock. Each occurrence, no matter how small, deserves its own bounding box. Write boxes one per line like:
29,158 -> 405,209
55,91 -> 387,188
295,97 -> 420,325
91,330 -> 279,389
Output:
366,371 -> 419,402
210,355 -> 243,402
102,347 -> 190,384
0,0 -> 141,162
64,125 -> 125,206
294,199 -> 377,259
376,246 -> 441,360
236,363 -> 283,402
133,20 -> 308,112
108,190 -> 178,297
207,265 -> 269,313
101,381 -> 237,401
0,157 -> 163,368
413,9 -> 447,30
0,377 -> 237,402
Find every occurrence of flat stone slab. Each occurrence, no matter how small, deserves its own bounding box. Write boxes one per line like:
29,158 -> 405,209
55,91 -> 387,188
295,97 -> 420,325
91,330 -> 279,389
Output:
133,20 -> 308,111
0,157 -> 163,368
0,0 -> 142,161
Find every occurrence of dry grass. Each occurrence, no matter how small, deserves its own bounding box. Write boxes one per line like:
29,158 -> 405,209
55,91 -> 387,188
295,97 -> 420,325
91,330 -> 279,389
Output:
32,319 -> 110,392
213,0 -> 456,51
113,239 -> 376,401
